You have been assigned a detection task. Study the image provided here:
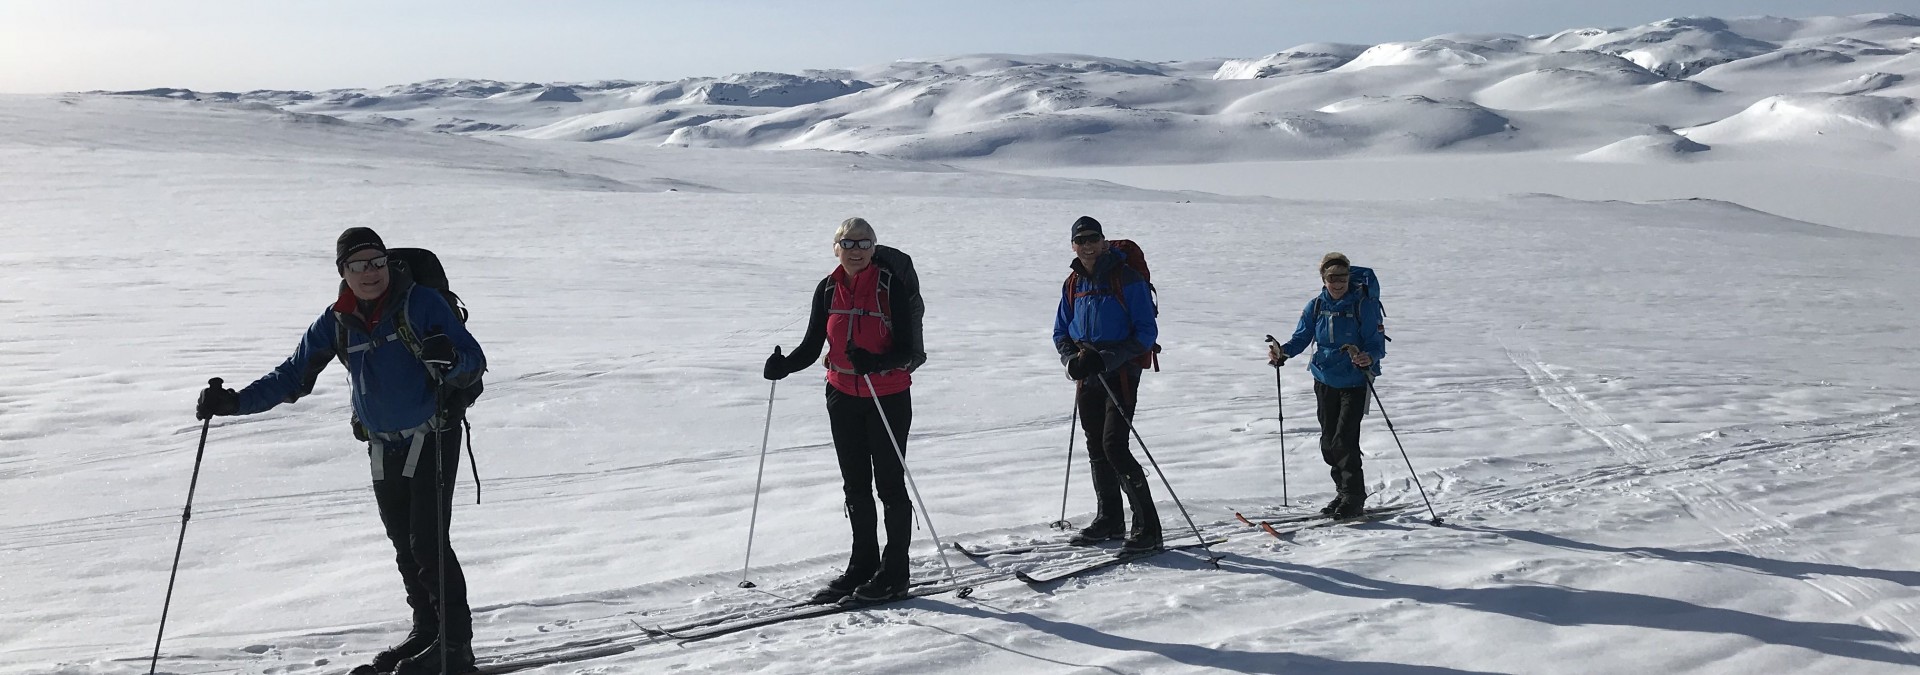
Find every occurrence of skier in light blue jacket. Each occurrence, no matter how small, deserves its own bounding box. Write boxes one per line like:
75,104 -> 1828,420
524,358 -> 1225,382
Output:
1269,252 -> 1385,518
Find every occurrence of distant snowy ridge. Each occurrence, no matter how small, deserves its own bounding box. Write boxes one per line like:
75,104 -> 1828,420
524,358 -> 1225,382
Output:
101,13 -> 1920,165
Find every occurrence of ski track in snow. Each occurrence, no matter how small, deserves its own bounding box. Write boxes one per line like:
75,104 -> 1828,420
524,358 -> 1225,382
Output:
1504,342 -> 1920,666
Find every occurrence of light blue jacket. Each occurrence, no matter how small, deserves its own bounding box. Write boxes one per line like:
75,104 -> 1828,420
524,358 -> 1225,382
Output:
1278,288 -> 1384,389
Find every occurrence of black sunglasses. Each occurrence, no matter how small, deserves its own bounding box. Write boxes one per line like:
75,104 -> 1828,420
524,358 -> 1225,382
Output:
343,256 -> 390,274
1072,234 -> 1103,245
837,239 -> 876,250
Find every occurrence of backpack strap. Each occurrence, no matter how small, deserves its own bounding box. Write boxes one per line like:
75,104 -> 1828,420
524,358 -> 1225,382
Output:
877,267 -> 894,328
336,319 -> 402,367
366,419 -> 434,480
390,300 -> 432,380
825,268 -> 896,330
334,287 -> 419,367
333,289 -> 456,430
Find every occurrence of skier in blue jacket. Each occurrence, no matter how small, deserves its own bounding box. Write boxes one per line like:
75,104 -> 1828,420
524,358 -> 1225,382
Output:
195,228 -> 485,675
1053,216 -> 1162,552
1269,252 -> 1385,518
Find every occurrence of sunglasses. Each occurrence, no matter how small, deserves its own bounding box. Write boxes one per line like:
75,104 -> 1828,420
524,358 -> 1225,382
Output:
1324,274 -> 1350,282
837,239 -> 876,250
1072,235 -> 1104,245
343,256 -> 390,274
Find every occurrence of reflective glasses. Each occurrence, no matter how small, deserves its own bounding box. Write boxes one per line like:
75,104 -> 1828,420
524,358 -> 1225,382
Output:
837,239 -> 876,250
1072,234 -> 1103,245
343,256 -> 390,274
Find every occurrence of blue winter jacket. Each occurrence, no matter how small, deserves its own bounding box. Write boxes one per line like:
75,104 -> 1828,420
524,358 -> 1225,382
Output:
1052,249 -> 1157,372
235,274 -> 486,434
1278,288 -> 1385,390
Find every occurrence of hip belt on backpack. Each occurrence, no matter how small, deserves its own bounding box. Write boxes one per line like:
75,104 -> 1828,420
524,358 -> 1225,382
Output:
367,420 -> 435,481
826,362 -> 906,377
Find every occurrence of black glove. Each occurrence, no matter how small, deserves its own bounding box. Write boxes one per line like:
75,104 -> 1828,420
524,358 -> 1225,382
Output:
420,333 -> 457,376
762,346 -> 788,381
846,346 -> 885,375
196,382 -> 238,420
1065,349 -> 1104,380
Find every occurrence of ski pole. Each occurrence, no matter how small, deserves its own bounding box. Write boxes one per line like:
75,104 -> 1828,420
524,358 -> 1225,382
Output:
434,410 -> 450,674
1092,372 -> 1217,566
1342,345 -> 1442,525
1051,394 -> 1078,530
738,378 -> 778,588
151,377 -> 220,675
1264,335 -> 1289,508
861,374 -> 971,598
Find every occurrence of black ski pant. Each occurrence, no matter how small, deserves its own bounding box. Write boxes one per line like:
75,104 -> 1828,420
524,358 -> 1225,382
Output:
825,385 -> 914,584
1076,365 -> 1148,523
1314,380 -> 1369,499
370,426 -> 472,643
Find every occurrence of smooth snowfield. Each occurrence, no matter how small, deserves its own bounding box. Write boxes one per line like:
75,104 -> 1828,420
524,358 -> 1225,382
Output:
2,92 -> 1917,674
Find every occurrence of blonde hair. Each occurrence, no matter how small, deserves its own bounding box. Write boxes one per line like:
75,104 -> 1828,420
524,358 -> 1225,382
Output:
835,217 -> 877,243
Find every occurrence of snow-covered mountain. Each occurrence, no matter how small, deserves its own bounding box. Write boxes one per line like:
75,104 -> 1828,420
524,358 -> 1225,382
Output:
105,13 -> 1920,165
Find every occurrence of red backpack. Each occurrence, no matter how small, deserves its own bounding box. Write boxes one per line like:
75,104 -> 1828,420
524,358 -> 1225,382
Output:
1064,239 -> 1162,371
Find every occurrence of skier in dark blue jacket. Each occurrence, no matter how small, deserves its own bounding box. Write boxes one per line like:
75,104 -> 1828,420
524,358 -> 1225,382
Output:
1269,252 -> 1385,518
1052,216 -> 1162,552
195,228 -> 485,675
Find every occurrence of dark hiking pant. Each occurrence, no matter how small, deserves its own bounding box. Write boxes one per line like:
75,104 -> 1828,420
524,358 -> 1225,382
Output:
1314,380 -> 1369,499
1076,365 -> 1149,524
370,425 -> 472,642
825,386 -> 914,583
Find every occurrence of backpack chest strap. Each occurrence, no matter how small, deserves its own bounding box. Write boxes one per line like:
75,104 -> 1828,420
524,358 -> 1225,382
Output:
344,331 -> 403,355
828,306 -> 893,329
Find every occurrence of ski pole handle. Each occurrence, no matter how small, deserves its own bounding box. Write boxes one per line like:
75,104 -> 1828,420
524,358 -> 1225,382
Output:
1340,345 -> 1376,382
208,377 -> 223,389
1264,334 -> 1279,345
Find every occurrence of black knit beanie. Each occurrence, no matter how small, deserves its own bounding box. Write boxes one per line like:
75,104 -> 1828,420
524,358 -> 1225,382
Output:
335,227 -> 386,272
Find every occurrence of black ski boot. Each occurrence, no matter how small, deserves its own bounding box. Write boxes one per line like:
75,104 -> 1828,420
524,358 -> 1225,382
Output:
1070,458 -> 1126,545
1118,474 -> 1162,554
392,639 -> 476,675
1069,519 -> 1124,545
846,503 -> 914,603
1334,493 -> 1366,519
848,570 -> 910,603
349,626 -> 435,675
1320,495 -> 1346,517
808,566 -> 875,604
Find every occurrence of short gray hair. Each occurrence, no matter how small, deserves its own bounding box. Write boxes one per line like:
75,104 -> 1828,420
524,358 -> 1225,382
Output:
835,217 -> 877,243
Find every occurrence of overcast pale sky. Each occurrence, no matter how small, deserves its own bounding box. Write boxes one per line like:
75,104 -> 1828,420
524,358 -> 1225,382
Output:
5,0 -> 1920,93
